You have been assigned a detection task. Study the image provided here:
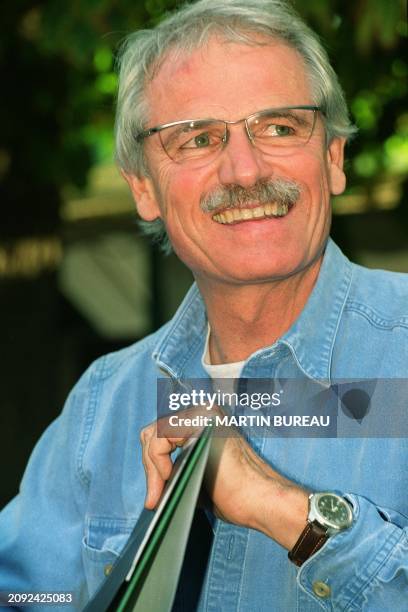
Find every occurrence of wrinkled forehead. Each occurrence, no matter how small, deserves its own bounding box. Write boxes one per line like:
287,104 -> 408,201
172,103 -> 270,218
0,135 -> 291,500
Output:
144,36 -> 312,125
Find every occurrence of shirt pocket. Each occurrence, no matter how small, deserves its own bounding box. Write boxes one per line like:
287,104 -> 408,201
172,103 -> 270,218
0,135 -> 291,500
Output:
376,504 -> 408,529
82,515 -> 136,598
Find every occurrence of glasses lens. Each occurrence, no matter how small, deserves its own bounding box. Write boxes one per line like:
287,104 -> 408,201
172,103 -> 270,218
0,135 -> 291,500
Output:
159,120 -> 226,164
248,108 -> 317,155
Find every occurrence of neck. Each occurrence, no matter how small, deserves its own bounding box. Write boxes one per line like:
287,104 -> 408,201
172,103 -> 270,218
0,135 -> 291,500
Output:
196,257 -> 323,365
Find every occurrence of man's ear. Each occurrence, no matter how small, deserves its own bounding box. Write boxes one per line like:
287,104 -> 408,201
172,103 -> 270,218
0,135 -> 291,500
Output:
121,170 -> 162,221
327,137 -> 347,196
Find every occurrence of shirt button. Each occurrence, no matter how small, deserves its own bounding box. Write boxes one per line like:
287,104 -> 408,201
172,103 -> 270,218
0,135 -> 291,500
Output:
312,581 -> 331,598
104,563 -> 113,576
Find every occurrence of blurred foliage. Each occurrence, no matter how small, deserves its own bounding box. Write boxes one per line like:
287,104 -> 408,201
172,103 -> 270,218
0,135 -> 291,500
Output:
1,0 -> 407,239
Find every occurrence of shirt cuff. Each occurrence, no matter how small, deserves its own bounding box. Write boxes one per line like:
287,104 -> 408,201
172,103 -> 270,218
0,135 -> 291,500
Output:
296,493 -> 408,609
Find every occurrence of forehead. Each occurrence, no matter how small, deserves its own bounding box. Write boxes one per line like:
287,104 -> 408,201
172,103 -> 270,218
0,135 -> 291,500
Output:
145,37 -> 312,124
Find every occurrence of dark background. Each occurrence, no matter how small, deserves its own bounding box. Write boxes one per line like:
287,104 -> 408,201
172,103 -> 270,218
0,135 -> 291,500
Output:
1,0 -> 407,508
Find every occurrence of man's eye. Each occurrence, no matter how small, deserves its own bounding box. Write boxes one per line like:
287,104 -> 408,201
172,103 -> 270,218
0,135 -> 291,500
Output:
181,132 -> 212,149
264,123 -> 294,137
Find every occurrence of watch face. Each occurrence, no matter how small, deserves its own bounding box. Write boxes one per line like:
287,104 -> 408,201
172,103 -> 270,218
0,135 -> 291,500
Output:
317,494 -> 351,528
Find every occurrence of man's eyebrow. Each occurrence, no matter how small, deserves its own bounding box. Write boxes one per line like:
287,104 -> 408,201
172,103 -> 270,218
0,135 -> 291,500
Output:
258,110 -> 310,127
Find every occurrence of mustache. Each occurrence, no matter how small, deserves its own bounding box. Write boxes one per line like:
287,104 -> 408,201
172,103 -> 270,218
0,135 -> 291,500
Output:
200,177 -> 301,214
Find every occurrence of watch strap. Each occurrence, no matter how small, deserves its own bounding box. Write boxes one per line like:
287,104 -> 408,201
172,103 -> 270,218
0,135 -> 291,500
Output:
288,521 -> 328,567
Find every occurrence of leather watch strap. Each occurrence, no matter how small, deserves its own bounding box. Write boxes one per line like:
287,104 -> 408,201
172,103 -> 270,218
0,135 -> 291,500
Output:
288,521 -> 328,567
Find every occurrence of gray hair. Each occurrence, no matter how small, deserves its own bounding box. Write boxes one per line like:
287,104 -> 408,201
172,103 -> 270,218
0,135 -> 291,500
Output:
115,0 -> 357,253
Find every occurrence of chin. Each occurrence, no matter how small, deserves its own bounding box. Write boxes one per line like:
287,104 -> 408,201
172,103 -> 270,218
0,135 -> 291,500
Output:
210,260 -> 306,284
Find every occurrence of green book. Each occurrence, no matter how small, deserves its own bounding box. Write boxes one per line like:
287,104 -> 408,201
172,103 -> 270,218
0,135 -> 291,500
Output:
84,426 -> 212,612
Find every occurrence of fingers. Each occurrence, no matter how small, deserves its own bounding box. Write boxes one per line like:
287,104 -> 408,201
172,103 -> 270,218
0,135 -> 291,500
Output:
140,404 -> 218,510
140,423 -> 185,509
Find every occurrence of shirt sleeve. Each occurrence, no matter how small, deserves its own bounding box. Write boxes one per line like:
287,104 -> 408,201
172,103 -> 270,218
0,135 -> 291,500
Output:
0,364 -> 96,611
297,493 -> 408,611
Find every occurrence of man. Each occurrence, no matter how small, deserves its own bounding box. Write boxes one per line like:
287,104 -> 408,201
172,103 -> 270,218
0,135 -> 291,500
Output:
1,0 -> 407,610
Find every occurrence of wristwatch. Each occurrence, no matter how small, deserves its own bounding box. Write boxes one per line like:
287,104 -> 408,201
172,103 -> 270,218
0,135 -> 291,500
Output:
288,492 -> 353,567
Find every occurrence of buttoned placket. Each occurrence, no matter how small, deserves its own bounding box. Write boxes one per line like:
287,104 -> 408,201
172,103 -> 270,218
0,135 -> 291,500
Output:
151,239 -> 354,611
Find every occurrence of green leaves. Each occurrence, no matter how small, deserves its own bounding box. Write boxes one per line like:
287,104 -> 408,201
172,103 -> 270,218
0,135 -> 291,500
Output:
3,0 -> 406,237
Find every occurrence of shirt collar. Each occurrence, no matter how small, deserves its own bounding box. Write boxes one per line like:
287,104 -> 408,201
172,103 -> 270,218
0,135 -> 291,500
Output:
279,238 -> 353,385
153,282 -> 207,378
153,238 -> 353,384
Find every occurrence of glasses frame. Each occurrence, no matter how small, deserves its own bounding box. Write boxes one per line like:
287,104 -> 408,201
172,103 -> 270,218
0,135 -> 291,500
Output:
135,105 -> 322,166
135,105 -> 321,142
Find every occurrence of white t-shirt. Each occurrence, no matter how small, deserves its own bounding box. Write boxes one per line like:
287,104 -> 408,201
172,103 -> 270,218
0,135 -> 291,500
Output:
201,324 -> 245,380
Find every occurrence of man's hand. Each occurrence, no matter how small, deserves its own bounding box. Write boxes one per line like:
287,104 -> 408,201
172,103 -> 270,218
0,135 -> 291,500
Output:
140,422 -> 186,510
140,419 -> 309,551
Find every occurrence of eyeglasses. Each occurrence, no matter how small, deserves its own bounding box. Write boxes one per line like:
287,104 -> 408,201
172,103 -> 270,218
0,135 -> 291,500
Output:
135,105 -> 320,167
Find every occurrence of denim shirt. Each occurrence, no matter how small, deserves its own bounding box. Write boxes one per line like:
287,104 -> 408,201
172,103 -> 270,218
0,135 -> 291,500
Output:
1,238 -> 407,611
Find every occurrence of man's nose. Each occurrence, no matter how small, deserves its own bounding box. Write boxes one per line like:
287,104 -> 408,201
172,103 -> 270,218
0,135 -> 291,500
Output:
216,127 -> 269,187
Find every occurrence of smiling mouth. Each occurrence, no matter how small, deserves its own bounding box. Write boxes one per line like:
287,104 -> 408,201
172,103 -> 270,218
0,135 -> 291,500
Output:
212,202 -> 292,224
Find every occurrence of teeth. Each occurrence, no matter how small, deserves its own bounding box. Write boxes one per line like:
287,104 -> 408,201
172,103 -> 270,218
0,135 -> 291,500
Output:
252,206 -> 264,218
266,203 -> 279,216
213,203 -> 290,224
